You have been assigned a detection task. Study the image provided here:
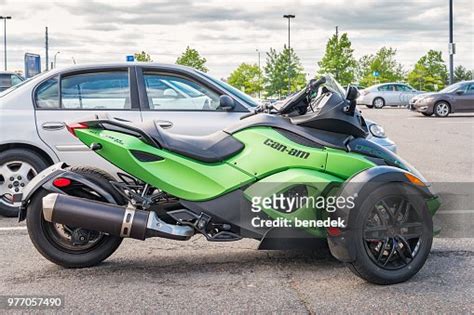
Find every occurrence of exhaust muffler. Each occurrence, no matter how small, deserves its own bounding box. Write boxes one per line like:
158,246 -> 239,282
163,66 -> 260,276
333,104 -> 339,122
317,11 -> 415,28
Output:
42,193 -> 194,241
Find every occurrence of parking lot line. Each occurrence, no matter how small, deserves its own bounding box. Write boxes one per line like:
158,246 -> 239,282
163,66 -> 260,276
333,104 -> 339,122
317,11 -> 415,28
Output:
437,210 -> 474,214
0,226 -> 27,231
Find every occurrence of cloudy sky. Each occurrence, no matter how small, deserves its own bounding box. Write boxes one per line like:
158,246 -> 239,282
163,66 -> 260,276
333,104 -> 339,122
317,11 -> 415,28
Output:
1,0 -> 473,79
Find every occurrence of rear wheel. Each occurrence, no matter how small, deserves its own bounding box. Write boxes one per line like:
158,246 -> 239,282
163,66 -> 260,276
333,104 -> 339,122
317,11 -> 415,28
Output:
348,183 -> 433,284
26,167 -> 125,268
0,149 -> 49,217
365,104 -> 374,109
373,97 -> 385,109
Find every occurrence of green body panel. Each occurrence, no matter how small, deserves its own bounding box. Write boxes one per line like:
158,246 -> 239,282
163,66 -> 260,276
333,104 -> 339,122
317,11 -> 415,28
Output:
75,126 -> 375,203
228,127 -> 327,177
75,128 -> 255,201
244,169 -> 344,237
229,127 -> 375,180
325,148 -> 375,179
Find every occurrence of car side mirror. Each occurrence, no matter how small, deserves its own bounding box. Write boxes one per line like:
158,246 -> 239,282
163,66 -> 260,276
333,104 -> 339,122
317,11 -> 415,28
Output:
456,89 -> 465,95
346,86 -> 359,101
219,95 -> 235,111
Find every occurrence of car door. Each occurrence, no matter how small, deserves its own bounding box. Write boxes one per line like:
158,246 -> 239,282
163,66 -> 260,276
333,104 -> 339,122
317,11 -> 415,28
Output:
383,84 -> 399,106
137,68 -> 248,135
34,67 -> 142,172
396,84 -> 416,106
456,83 -> 474,111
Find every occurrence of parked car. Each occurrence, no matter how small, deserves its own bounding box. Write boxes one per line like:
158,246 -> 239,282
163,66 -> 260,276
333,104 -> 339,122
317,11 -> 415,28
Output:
0,71 -> 24,92
410,80 -> 474,117
0,63 -> 396,216
357,83 -> 423,108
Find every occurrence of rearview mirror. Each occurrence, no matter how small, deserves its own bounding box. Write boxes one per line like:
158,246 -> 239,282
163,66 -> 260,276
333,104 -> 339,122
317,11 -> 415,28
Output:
219,95 -> 235,111
456,89 -> 465,95
346,86 -> 360,101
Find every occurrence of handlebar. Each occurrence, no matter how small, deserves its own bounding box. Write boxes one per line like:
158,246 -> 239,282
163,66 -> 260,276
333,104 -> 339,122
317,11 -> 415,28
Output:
239,76 -> 328,120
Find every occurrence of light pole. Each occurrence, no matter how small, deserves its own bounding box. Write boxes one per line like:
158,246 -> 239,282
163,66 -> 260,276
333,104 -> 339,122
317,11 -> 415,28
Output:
256,49 -> 261,99
448,0 -> 454,84
283,14 -> 295,95
53,51 -> 60,68
0,16 -> 12,71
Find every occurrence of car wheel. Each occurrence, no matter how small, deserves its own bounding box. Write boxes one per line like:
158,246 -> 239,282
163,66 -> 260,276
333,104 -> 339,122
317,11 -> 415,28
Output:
366,104 -> 374,109
347,183 -> 433,284
434,102 -> 450,117
373,97 -> 385,109
0,149 -> 49,217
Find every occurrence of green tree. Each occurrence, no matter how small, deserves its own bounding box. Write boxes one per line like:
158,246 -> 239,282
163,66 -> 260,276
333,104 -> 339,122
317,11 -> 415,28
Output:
134,51 -> 153,62
407,50 -> 448,91
454,65 -> 473,82
264,46 -> 306,98
176,46 -> 208,72
317,32 -> 357,86
358,47 -> 405,87
227,63 -> 263,97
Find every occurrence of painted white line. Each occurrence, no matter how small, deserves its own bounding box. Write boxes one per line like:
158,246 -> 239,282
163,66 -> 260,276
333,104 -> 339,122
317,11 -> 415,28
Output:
0,226 -> 27,231
437,210 -> 474,214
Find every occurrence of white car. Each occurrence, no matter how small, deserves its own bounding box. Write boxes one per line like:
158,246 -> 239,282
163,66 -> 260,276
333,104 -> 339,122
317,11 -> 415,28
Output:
0,63 -> 396,216
357,83 -> 424,108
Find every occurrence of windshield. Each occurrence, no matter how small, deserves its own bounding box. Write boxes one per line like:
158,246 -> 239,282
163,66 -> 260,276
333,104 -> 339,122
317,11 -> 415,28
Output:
322,74 -> 346,98
439,82 -> 464,93
198,71 -> 259,107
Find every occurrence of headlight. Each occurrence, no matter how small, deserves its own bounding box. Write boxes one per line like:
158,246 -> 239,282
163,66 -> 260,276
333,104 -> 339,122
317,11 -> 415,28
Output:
369,124 -> 386,138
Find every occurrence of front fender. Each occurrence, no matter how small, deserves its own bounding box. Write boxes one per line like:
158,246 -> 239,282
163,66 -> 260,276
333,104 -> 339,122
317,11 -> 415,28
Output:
327,166 -> 439,263
14,162 -> 116,221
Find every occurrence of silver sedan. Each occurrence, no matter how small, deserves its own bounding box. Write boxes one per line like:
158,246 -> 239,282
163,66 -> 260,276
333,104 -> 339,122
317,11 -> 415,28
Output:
357,83 -> 423,108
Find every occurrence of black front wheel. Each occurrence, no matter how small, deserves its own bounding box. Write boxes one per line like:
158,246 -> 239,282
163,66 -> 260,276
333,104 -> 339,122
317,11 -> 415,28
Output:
26,167 -> 125,268
348,183 -> 433,284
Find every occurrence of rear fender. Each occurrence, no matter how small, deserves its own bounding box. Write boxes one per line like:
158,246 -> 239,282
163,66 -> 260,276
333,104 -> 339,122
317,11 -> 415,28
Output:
14,162 -> 116,221
327,166 -> 436,262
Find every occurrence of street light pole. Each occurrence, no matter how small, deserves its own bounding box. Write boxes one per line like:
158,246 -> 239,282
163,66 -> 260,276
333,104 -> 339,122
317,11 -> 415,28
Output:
448,0 -> 454,84
283,14 -> 295,95
256,49 -> 261,99
53,51 -> 60,68
0,16 -> 12,71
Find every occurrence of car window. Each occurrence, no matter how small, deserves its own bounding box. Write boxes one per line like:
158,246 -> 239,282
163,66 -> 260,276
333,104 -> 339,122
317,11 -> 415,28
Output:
11,75 -> 23,85
377,85 -> 392,91
466,84 -> 474,95
35,76 -> 60,109
61,71 -> 130,110
144,73 -> 220,111
0,74 -> 11,87
396,85 -> 411,92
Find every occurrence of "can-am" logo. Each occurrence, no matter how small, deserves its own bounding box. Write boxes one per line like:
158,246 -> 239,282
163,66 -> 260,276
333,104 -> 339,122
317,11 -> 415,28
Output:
264,139 -> 310,159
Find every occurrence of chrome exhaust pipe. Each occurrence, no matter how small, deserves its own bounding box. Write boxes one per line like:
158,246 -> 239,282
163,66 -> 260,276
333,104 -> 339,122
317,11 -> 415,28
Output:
42,193 -> 194,241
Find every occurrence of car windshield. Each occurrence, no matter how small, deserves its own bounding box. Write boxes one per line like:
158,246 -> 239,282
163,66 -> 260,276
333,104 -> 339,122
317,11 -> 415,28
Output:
198,71 -> 259,107
439,82 -> 464,93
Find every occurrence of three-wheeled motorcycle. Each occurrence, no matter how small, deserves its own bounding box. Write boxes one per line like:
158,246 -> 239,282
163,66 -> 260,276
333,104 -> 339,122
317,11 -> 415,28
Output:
15,75 -> 440,284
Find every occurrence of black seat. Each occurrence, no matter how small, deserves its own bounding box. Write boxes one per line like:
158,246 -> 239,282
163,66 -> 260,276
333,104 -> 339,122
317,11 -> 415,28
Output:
140,121 -> 244,163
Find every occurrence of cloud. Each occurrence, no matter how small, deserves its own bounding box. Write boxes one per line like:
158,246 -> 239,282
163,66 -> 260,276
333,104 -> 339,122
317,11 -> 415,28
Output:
3,0 -> 473,77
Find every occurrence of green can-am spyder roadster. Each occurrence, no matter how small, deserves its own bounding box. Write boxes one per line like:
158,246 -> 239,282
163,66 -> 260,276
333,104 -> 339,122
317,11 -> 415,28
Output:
15,75 -> 440,284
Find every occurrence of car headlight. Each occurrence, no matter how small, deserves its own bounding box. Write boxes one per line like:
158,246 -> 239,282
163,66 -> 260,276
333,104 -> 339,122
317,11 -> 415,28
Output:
369,124 -> 386,138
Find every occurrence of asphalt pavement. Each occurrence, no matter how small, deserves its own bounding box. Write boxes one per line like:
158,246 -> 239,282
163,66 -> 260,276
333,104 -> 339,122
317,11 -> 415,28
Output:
0,108 -> 473,313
